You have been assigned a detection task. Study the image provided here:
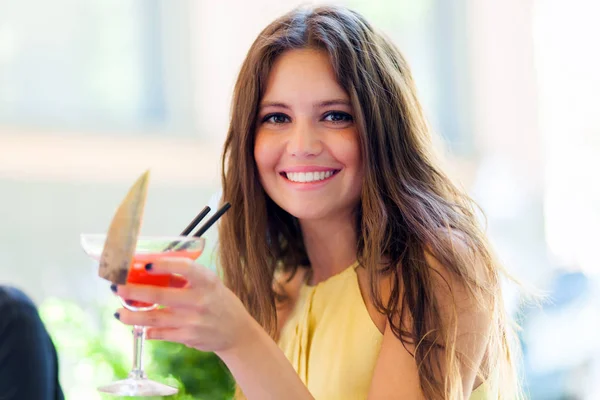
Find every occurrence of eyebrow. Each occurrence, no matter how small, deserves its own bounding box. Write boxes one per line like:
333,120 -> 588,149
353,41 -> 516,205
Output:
259,99 -> 351,110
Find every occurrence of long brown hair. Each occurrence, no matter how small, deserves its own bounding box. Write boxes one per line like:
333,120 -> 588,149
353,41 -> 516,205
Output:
218,5 -> 521,399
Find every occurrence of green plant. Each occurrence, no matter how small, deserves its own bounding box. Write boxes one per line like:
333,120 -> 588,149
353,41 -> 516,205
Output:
151,341 -> 235,399
39,297 -> 234,400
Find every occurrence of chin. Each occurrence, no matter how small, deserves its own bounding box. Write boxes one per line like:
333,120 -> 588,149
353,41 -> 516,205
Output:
278,199 -> 358,223
280,204 -> 332,221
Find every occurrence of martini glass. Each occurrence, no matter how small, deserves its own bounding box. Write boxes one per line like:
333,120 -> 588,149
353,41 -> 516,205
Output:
80,234 -> 205,397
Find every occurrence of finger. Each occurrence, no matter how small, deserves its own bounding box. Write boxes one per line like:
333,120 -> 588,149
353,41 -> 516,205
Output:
147,258 -> 219,289
115,307 -> 190,328
168,274 -> 188,289
115,283 -> 195,309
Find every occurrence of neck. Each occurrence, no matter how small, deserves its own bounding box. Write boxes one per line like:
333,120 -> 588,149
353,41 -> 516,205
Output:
299,212 -> 358,285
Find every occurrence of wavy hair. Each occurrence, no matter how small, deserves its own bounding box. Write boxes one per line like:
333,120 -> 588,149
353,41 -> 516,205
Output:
217,5 -> 521,399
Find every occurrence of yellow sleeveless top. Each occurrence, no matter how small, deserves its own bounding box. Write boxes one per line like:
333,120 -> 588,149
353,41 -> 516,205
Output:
277,261 -> 492,400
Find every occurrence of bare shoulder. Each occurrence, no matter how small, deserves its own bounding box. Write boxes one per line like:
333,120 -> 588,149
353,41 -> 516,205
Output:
367,232 -> 494,398
357,231 -> 494,333
424,230 -> 494,313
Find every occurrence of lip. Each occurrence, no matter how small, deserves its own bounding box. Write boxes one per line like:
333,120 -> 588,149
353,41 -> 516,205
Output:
279,168 -> 341,189
278,165 -> 341,173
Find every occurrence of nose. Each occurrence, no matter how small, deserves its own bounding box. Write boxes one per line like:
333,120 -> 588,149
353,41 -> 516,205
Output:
286,120 -> 323,157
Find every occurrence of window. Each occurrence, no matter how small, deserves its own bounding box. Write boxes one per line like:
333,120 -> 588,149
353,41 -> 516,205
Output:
0,0 -> 193,135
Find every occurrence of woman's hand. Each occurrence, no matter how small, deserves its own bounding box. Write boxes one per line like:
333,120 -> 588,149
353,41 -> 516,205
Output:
112,258 -> 254,354
113,258 -> 313,400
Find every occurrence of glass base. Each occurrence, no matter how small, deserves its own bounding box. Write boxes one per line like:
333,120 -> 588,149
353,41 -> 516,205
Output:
98,378 -> 178,397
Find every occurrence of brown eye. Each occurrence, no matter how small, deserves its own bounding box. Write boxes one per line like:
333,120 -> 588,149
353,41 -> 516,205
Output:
322,111 -> 353,123
262,113 -> 291,124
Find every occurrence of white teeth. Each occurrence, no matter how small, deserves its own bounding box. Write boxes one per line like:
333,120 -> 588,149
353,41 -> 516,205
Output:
285,170 -> 335,183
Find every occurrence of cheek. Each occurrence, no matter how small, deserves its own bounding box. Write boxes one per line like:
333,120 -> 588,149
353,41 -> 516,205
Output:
336,130 -> 363,174
253,133 -> 268,171
338,132 -> 364,199
253,132 -> 278,179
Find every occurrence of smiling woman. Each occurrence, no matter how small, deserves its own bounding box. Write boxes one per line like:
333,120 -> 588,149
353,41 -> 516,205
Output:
254,49 -> 363,223
111,5 -> 522,400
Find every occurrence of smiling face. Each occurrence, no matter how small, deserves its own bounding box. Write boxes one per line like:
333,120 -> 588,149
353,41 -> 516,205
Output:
254,48 -> 363,222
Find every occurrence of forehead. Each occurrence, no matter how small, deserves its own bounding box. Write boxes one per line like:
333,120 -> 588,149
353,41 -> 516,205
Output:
261,48 -> 349,103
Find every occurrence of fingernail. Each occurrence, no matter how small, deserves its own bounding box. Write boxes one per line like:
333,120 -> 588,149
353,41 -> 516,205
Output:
110,284 -> 117,293
145,263 -> 153,271
114,312 -> 120,320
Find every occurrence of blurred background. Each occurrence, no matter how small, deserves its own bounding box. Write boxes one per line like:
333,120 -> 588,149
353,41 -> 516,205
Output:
0,0 -> 598,399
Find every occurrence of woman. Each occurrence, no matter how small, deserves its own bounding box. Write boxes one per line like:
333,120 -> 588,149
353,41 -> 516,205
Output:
113,5 -> 521,399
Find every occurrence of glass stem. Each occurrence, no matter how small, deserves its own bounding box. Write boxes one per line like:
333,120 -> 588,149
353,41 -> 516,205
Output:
129,325 -> 147,379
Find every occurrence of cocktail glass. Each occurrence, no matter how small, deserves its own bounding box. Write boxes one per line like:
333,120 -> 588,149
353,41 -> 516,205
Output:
80,234 -> 205,397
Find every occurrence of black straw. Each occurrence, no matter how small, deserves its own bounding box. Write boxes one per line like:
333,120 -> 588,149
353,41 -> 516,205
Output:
163,206 -> 211,251
192,202 -> 231,238
179,206 -> 211,236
